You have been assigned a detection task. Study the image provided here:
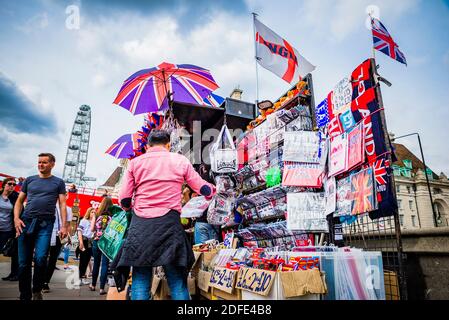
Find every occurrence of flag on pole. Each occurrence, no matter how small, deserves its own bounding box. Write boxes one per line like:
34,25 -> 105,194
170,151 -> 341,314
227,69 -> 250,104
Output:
254,17 -> 315,84
371,17 -> 407,65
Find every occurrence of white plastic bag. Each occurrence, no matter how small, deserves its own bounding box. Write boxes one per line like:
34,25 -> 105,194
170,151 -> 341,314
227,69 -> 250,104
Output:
210,125 -> 238,173
181,196 -> 211,218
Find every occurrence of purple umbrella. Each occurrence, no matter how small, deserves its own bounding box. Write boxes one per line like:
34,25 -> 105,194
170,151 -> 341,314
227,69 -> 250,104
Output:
105,133 -> 139,159
113,62 -> 219,115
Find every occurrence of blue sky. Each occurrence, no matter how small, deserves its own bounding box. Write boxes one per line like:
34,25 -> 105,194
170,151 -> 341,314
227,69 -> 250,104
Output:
0,0 -> 448,185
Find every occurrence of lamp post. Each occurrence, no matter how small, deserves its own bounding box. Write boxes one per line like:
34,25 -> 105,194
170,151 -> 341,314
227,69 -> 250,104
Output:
392,132 -> 438,227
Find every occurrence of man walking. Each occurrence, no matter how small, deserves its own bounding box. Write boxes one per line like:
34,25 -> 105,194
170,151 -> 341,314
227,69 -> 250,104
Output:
118,130 -> 216,300
14,153 -> 68,300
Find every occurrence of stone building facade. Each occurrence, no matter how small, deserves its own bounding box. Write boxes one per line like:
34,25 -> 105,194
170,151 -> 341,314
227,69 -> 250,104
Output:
392,143 -> 449,230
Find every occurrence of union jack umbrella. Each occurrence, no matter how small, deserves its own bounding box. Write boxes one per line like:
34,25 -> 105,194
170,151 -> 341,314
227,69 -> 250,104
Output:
113,62 -> 220,115
202,92 -> 225,108
371,17 -> 407,65
105,133 -> 140,159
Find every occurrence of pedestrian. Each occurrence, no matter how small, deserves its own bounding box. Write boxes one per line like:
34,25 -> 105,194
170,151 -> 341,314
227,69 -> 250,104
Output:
117,129 -> 216,300
76,207 -> 94,285
192,165 -> 221,245
14,153 -> 68,300
0,177 -> 19,281
68,184 -> 78,193
89,197 -> 121,295
42,200 -> 73,293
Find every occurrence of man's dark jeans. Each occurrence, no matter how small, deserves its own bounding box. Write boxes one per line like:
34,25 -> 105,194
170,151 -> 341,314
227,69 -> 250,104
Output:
18,218 -> 54,300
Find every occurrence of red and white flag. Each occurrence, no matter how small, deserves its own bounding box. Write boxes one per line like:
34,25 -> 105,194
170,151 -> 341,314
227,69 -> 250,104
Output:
254,17 -> 315,84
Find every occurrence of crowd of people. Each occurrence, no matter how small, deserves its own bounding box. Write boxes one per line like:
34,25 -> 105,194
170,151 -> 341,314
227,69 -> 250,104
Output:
0,129 -> 221,300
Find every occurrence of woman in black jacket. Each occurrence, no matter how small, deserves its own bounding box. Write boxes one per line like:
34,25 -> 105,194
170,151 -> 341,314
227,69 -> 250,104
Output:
0,177 -> 19,281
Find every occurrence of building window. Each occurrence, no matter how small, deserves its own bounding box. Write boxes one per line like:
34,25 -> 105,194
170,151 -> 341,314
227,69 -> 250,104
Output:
399,215 -> 404,226
398,199 -> 402,210
407,186 -> 411,194
396,185 -> 400,193
411,215 -> 417,227
409,200 -> 413,211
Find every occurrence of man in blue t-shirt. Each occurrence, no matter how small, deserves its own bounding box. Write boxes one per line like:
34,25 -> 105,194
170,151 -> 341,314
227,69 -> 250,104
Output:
14,153 -> 68,300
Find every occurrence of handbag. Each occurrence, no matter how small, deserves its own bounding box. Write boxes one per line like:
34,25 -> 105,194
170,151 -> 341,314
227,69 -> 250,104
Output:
1,238 -> 15,257
210,124 -> 238,174
98,210 -> 132,262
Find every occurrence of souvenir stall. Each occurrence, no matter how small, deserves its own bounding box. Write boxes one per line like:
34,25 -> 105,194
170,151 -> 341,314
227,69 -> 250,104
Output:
186,62 -> 398,300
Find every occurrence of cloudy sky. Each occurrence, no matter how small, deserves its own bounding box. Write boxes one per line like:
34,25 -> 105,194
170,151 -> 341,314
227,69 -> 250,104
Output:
1,0 -> 448,186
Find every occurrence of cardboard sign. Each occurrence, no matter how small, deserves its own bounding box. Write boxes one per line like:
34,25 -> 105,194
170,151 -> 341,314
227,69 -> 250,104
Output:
202,250 -> 218,269
286,193 -> 328,232
329,132 -> 348,177
279,269 -> 327,298
235,267 -> 276,296
197,270 -> 212,292
209,267 -> 238,294
283,131 -> 321,163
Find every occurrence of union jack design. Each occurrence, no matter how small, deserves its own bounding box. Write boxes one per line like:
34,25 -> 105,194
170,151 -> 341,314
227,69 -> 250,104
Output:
373,158 -> 388,185
114,62 -> 219,115
371,17 -> 407,65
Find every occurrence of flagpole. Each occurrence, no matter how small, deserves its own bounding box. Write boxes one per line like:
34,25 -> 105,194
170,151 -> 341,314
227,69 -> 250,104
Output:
369,13 -> 376,60
252,12 -> 260,117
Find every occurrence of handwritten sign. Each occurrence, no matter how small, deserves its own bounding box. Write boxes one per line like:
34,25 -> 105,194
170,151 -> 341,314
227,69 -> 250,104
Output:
235,267 -> 276,296
197,270 -> 212,292
209,267 -> 238,294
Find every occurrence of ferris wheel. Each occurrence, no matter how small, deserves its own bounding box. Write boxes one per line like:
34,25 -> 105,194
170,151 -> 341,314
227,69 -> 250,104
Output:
62,105 -> 96,186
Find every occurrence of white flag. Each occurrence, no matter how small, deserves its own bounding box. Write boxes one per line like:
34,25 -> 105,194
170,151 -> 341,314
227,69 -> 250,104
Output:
254,17 -> 315,84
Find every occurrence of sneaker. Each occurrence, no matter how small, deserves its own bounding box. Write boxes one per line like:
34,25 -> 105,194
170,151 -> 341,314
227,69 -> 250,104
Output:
32,292 -> 43,300
42,283 -> 50,293
8,275 -> 19,281
81,278 -> 90,285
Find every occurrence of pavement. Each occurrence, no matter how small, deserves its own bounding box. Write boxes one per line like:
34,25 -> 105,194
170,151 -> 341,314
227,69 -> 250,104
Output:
0,256 -> 107,300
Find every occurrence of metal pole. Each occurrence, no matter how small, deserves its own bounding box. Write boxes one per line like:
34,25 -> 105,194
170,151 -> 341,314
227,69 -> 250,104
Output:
417,134 -> 438,227
393,132 -> 438,227
370,58 -> 407,300
252,12 -> 260,117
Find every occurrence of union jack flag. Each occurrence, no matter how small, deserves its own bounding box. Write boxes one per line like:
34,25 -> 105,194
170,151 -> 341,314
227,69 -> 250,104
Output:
371,17 -> 407,66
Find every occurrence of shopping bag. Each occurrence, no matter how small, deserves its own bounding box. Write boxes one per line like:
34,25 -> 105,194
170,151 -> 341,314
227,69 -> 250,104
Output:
1,238 -> 15,257
207,193 -> 235,226
181,196 -> 211,218
98,210 -> 132,262
210,125 -> 238,173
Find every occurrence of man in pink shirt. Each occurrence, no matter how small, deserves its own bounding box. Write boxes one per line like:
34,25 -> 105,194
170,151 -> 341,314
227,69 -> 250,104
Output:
117,130 -> 215,300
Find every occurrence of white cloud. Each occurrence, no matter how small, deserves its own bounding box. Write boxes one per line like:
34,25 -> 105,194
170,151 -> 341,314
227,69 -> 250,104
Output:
0,126 -> 64,178
18,84 -> 52,113
300,0 -> 420,42
91,73 -> 107,88
17,12 -> 49,34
